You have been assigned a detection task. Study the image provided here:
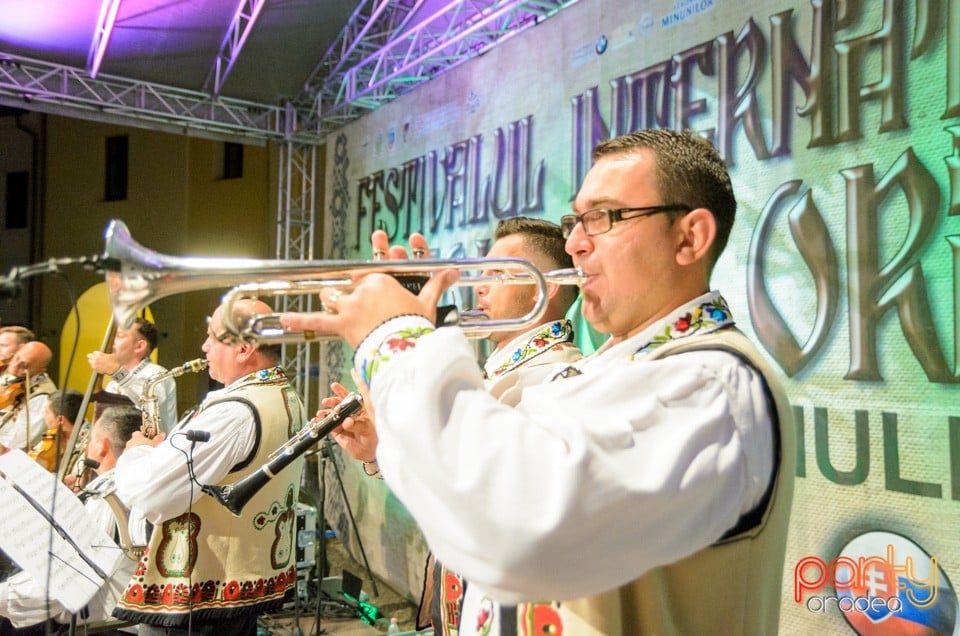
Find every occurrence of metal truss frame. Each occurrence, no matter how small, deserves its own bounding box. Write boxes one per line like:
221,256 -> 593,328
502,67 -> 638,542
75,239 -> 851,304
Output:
204,0 -> 269,96
87,0 -> 122,79
0,0 -> 580,406
275,139 -> 320,413
0,52 -> 293,143
303,0 -> 581,134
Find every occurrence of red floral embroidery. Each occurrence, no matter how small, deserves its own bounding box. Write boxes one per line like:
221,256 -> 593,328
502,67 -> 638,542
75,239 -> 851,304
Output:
124,583 -> 144,603
223,580 -> 241,600
444,572 -> 463,601
172,584 -> 190,604
674,313 -> 692,331
143,584 -> 162,604
386,337 -> 415,351
192,581 -> 217,602
530,605 -> 562,635
161,583 -> 175,604
477,606 -> 491,630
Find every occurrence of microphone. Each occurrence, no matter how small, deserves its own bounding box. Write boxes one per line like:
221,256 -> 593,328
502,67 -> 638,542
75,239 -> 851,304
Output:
82,458 -> 101,470
0,277 -> 22,300
185,430 -> 211,443
0,255 -> 106,300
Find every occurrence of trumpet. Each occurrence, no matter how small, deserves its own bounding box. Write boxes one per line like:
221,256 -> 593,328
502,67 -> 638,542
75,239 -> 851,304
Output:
202,392 -> 363,516
100,219 -> 585,343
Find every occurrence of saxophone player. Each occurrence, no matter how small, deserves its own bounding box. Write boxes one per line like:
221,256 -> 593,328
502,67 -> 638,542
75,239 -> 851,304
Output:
87,318 -> 178,434
112,299 -> 307,635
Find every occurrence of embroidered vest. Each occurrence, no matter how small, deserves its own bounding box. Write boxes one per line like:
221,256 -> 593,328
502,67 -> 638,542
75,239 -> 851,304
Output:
114,379 -> 306,626
553,329 -> 795,635
435,328 -> 794,635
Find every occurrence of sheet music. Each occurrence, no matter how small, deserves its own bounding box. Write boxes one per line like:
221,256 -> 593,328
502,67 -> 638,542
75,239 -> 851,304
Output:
0,450 -> 124,614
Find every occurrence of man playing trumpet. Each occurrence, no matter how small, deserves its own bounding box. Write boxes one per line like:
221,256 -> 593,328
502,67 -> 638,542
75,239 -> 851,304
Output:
281,129 -> 794,635
325,217 -> 583,633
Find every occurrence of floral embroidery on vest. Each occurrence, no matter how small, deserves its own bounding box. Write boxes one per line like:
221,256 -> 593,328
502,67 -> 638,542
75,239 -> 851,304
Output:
360,324 -> 434,384
632,295 -> 735,358
486,319 -> 575,379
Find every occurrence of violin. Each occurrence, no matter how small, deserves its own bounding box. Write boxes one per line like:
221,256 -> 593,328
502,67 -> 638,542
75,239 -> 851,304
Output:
0,376 -> 25,411
28,427 -> 59,472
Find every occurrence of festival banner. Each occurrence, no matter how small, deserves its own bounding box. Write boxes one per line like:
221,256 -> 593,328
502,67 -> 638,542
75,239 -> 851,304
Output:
321,1 -> 960,632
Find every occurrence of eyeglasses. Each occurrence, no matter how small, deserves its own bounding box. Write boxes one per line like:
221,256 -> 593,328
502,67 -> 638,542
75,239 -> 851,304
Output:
560,204 -> 690,238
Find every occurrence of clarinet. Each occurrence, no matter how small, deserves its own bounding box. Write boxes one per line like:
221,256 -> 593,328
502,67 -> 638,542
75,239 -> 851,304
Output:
202,393 -> 363,516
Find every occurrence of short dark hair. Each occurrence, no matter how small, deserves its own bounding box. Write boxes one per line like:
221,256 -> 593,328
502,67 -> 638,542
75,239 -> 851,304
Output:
96,405 -> 143,457
133,318 -> 159,352
494,217 -> 577,308
593,129 -> 736,266
49,389 -> 84,424
0,325 -> 35,344
494,217 -> 573,271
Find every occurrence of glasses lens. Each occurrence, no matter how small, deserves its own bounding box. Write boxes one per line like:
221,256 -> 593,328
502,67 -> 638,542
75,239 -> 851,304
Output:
581,209 -> 610,236
560,215 -> 577,238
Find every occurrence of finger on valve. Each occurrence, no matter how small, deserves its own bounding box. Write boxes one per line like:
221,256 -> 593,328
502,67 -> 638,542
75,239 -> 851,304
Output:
410,232 -> 429,259
371,230 -> 389,260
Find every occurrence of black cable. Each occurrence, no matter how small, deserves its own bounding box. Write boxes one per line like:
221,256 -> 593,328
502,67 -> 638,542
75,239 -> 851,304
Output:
171,431 -> 208,636
41,270 -> 80,636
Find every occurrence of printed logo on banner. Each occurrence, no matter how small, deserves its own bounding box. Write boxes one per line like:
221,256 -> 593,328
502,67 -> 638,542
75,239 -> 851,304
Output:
794,531 -> 958,635
636,13 -> 654,37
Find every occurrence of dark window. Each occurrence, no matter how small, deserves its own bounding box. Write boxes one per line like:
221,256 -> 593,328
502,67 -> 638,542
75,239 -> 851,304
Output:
5,171 -> 29,229
105,135 -> 128,201
223,142 -> 243,179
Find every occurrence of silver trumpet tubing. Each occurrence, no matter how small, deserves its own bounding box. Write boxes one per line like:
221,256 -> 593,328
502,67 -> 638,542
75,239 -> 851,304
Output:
139,358 -> 208,438
100,218 -> 584,343
220,266 -> 586,344
202,392 -> 364,517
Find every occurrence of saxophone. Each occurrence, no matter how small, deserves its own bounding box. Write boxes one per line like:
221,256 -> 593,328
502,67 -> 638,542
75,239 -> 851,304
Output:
140,358 -> 208,437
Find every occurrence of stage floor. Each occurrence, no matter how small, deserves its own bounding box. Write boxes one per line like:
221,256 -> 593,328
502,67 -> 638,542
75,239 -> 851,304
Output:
258,533 -> 421,635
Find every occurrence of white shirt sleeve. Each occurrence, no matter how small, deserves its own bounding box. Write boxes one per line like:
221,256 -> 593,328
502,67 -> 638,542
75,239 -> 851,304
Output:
371,327 -> 774,603
114,400 -> 256,523
0,394 -> 50,451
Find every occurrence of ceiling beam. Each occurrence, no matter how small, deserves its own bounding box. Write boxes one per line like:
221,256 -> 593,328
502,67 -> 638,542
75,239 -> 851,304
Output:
203,0 -> 269,96
300,0 -> 580,135
0,52 -> 313,144
302,0 -> 425,95
87,0 -> 123,79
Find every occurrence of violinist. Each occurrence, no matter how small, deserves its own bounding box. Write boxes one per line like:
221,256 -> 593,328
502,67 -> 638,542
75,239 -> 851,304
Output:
0,326 -> 34,382
0,341 -> 57,454
28,389 -> 84,473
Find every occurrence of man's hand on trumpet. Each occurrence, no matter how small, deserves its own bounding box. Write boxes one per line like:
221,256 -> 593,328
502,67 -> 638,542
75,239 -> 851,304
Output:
279,232 -> 455,349
372,229 -> 429,260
